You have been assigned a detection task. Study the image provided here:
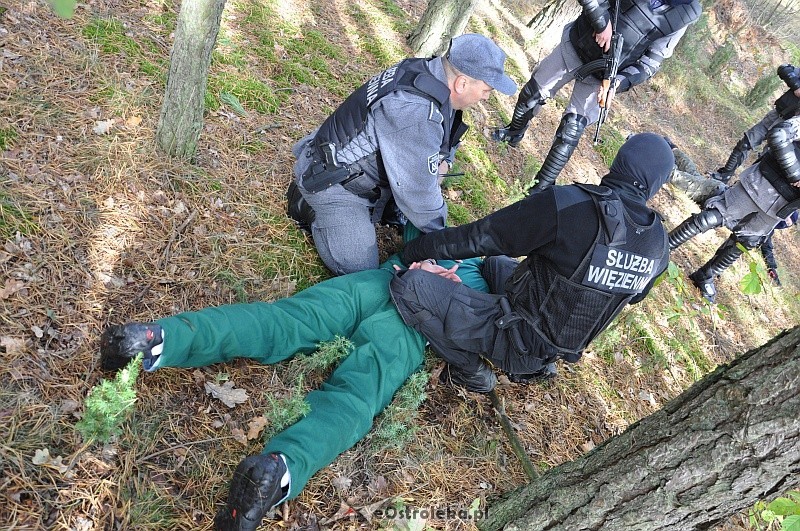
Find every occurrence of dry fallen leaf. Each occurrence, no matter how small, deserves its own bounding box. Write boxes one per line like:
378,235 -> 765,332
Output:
1,336 -> 26,355
331,475 -> 352,492
0,278 -> 25,299
204,381 -> 248,408
92,119 -> 115,135
32,448 -> 69,473
246,416 -> 268,440
231,427 -> 247,446
125,115 -> 142,127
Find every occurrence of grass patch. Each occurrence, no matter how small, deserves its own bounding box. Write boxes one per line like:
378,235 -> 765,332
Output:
206,73 -> 280,114
0,189 -> 39,239
262,376 -> 311,441
0,125 -> 18,150
122,480 -> 180,529
215,270 -> 250,302
239,0 -> 347,95
347,3 -> 404,67
83,18 -> 142,56
447,202 -> 472,226
252,210 -> 330,292
592,126 -> 626,167
375,0 -> 412,34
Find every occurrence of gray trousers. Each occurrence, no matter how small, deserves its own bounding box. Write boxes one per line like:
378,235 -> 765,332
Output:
529,23 -> 603,124
389,256 -> 554,375
705,164 -> 788,244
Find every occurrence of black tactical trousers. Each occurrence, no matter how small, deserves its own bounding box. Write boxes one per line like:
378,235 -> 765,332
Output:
390,256 -> 551,375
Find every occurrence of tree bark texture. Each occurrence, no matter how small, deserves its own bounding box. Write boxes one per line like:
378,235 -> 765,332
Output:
407,0 -> 481,58
526,0 -> 580,32
155,0 -> 226,160
522,0 -> 581,59
480,326 -> 800,531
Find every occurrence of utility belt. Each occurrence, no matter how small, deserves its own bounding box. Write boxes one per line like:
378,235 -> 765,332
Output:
301,142 -> 381,201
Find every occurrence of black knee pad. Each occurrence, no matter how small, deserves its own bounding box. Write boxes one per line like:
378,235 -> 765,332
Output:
555,113 -> 588,146
519,78 -> 546,111
695,208 -> 724,231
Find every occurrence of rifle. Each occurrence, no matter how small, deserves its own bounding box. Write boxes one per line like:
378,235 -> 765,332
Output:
593,2 -> 624,145
593,43 -> 623,145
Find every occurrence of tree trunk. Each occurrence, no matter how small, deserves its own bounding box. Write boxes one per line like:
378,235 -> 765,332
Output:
155,0 -> 226,160
407,0 -> 481,58
526,0 -> 580,33
480,326 -> 800,531
524,0 -> 581,57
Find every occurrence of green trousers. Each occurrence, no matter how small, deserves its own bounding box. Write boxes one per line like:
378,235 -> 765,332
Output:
154,256 -> 487,497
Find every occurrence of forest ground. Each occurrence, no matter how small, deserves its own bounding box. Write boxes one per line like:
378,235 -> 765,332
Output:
1,0 -> 798,529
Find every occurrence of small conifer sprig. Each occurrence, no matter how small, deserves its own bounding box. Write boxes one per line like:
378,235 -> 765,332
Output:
76,355 -> 142,443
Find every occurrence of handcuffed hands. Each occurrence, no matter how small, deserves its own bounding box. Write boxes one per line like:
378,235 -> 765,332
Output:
393,260 -> 462,282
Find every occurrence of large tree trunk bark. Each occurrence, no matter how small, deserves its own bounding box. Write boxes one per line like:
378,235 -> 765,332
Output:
407,0 -> 481,58
155,0 -> 226,160
526,0 -> 580,32
480,326 -> 800,531
525,0 -> 580,56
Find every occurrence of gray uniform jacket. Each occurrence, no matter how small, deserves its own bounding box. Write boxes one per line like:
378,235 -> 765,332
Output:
292,58 -> 451,233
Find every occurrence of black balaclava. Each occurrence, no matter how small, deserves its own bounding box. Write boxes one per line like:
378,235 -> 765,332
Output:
601,132 -> 675,203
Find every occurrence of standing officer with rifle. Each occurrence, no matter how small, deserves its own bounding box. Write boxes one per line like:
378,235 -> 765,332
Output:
492,0 -> 701,193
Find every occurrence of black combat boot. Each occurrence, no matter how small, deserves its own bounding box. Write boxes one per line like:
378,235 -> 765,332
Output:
689,238 -> 744,303
100,323 -> 164,372
710,136 -> 751,183
286,181 -> 315,233
492,79 -> 545,147
506,362 -> 558,383
440,362 -> 497,393
214,453 -> 290,531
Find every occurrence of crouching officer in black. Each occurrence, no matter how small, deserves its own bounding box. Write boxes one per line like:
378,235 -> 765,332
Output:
669,66 -> 800,303
390,133 -> 673,391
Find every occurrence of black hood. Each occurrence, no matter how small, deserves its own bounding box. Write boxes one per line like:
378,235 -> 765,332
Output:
601,133 -> 675,202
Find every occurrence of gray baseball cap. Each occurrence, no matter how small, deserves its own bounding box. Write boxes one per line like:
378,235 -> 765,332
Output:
446,34 -> 518,96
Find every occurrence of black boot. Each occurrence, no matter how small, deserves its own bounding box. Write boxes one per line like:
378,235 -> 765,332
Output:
100,323 -> 164,372
689,237 -> 743,303
668,209 -> 724,250
492,79 -> 545,147
286,181 -> 315,233
440,362 -> 497,393
528,113 -> 588,193
215,453 -> 290,531
506,362 -> 558,383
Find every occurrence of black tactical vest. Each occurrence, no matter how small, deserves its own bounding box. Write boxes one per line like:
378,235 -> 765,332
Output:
505,185 -> 667,361
759,142 -> 800,202
302,58 -> 467,194
570,0 -> 701,74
